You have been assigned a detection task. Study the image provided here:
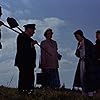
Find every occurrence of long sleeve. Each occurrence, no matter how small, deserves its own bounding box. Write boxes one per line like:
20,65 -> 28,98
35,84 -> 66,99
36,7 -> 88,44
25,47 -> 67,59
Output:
40,41 -> 48,68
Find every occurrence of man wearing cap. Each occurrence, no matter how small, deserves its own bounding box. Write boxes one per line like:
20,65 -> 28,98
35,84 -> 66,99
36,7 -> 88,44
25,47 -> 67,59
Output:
15,24 -> 37,95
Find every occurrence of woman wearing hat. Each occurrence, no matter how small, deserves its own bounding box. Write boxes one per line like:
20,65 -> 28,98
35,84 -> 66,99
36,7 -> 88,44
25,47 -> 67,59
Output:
39,28 -> 62,89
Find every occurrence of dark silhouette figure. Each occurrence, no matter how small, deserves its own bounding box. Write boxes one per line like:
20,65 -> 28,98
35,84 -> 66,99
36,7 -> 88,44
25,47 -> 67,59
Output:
0,6 -> 2,49
94,30 -> 100,92
14,24 -> 37,95
72,30 -> 95,96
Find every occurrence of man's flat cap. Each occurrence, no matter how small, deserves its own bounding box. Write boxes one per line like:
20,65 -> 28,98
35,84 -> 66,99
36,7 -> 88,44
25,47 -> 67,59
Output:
23,24 -> 36,29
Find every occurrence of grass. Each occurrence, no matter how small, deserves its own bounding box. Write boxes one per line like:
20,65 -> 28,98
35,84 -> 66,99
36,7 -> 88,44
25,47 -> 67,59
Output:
0,86 -> 100,100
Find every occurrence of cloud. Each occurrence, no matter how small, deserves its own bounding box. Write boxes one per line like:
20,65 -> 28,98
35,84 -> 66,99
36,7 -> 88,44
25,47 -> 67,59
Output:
1,17 -> 69,62
0,1 -> 10,9
1,8 -> 11,20
0,9 -> 76,87
0,59 -> 18,87
60,48 -> 75,57
0,0 -> 100,88
44,17 -> 65,27
59,47 -> 77,64
19,17 -> 66,31
17,17 -> 68,41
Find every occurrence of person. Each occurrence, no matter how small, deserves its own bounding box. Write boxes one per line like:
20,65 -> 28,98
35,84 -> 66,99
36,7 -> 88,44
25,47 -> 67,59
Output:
14,24 -> 37,95
72,30 -> 95,96
94,30 -> 100,92
0,6 -> 2,49
39,28 -> 62,89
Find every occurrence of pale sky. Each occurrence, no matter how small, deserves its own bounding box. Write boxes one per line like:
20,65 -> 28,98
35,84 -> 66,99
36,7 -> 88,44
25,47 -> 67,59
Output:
0,0 -> 100,88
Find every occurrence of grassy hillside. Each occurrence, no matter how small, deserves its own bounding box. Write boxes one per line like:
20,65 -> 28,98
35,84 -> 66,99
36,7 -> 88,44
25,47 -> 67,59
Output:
0,86 -> 100,100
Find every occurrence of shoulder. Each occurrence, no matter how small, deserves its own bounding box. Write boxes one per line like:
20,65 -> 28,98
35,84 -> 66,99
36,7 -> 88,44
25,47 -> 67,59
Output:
17,33 -> 25,38
17,33 -> 23,39
40,40 -> 47,45
51,39 -> 57,44
51,39 -> 56,42
17,33 -> 30,42
84,38 -> 94,45
52,40 -> 57,46
41,40 -> 46,43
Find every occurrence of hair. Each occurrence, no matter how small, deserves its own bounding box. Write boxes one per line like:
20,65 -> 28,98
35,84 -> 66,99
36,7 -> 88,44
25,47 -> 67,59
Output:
73,29 -> 84,37
44,28 -> 53,37
96,30 -> 100,35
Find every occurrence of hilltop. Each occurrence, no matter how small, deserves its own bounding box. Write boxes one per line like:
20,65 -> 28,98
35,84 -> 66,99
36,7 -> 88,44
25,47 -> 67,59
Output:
0,85 -> 100,100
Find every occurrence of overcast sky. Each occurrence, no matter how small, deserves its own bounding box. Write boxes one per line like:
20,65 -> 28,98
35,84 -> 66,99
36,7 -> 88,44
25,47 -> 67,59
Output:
0,0 -> 100,88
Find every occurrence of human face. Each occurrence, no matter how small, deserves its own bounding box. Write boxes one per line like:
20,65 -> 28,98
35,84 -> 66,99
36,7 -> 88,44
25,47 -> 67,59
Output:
96,33 -> 100,40
28,28 -> 36,37
75,34 -> 83,42
46,31 -> 53,39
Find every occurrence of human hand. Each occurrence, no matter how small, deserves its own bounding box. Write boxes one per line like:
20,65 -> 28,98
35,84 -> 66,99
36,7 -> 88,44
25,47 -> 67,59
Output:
31,40 -> 38,46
